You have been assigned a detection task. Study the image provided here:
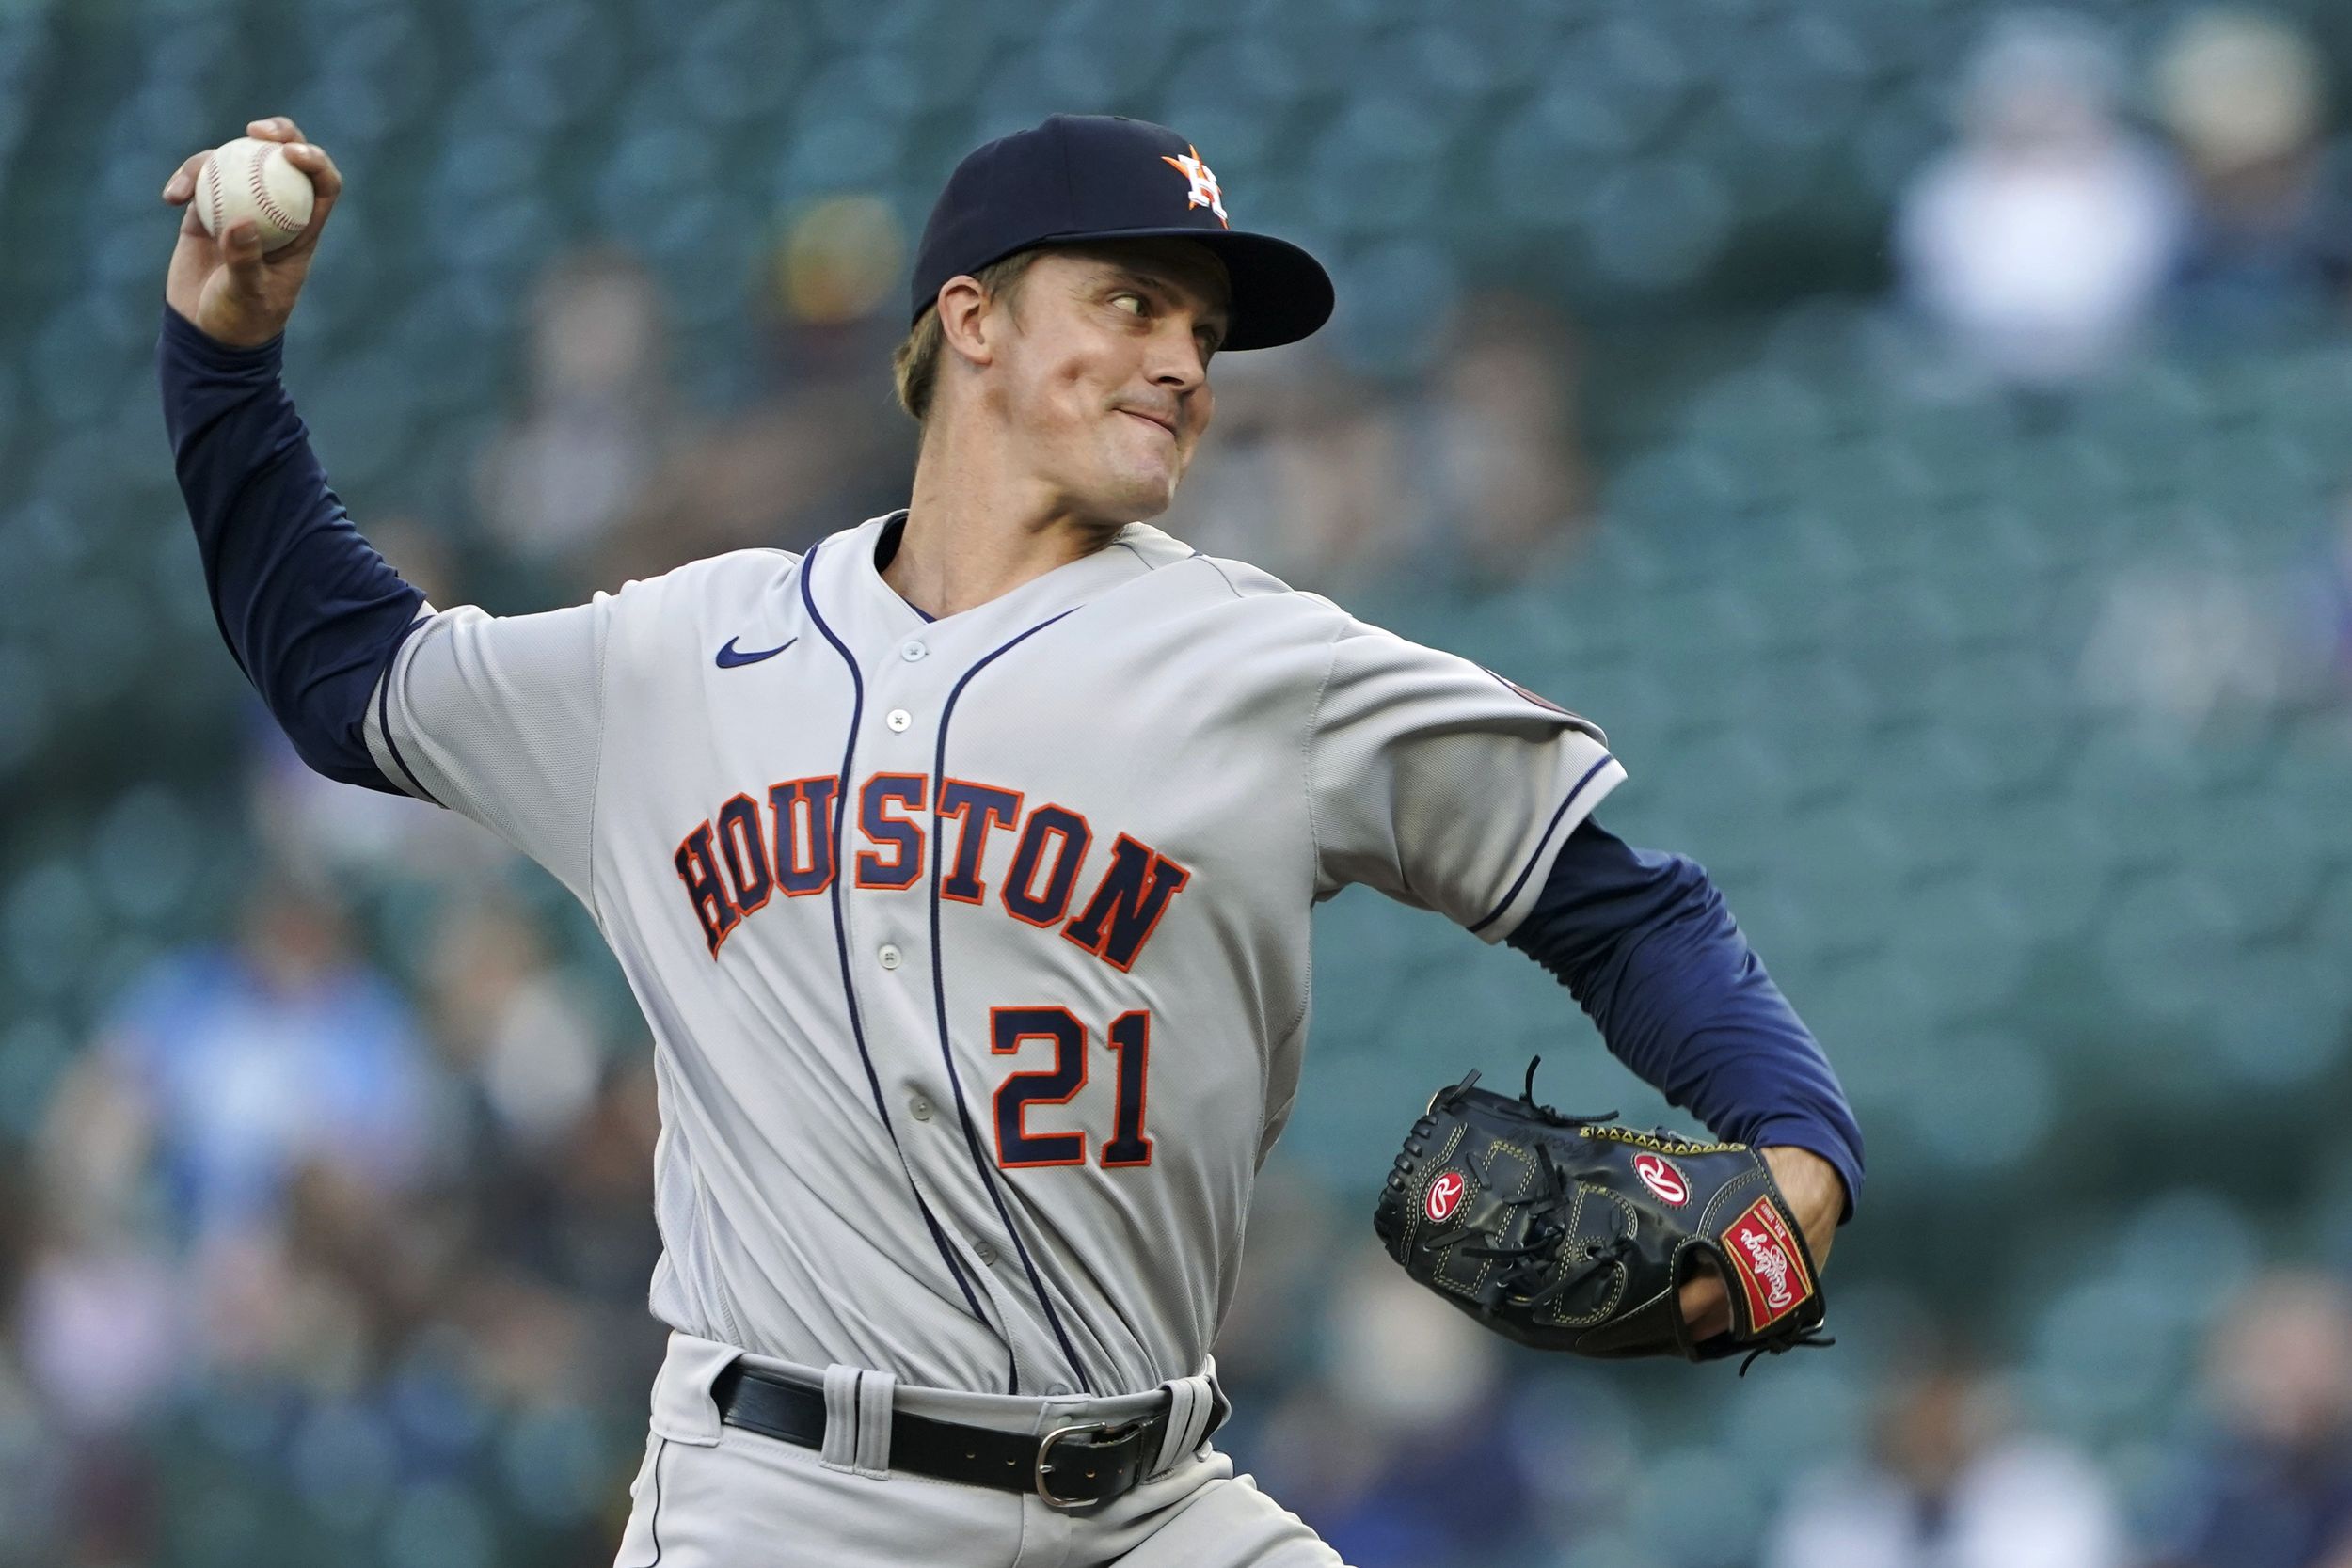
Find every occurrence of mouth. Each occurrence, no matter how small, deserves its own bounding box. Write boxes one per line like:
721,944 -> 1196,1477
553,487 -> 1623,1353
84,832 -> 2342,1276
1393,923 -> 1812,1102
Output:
1120,409 -> 1177,439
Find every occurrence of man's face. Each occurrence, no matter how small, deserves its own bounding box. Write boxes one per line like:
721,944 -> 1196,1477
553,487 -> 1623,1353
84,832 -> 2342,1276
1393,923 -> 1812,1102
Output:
977,240 -> 1231,526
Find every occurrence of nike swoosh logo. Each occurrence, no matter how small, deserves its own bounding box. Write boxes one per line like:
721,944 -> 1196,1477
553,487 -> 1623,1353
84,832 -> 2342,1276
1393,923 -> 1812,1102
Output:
715,636 -> 796,669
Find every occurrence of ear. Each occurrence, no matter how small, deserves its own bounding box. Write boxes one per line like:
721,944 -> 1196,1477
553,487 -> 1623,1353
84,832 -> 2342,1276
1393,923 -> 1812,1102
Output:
935,275 -> 998,371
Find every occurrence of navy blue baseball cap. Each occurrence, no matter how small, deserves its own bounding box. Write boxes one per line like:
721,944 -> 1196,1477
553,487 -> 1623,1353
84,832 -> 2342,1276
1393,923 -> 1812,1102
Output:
911,114 -> 1333,352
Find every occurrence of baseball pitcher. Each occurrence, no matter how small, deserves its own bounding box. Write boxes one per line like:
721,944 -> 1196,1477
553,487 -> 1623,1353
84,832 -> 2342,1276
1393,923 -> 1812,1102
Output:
159,112 -> 1863,1567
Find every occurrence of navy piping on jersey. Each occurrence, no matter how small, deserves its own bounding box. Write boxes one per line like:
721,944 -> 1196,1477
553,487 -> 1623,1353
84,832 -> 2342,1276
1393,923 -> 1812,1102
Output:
627,1435 -> 668,1567
799,541 -> 998,1335
927,607 -> 1097,1398
1184,547 -> 1246,601
374,612 -> 442,807
1467,752 -> 1618,936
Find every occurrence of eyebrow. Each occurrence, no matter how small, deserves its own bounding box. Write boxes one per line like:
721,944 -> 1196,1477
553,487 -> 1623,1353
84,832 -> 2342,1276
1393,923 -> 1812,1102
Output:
1104,265 -> 1232,339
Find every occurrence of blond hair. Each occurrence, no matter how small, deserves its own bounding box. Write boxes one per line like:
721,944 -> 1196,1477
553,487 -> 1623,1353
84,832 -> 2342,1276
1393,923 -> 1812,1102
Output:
892,250 -> 1041,424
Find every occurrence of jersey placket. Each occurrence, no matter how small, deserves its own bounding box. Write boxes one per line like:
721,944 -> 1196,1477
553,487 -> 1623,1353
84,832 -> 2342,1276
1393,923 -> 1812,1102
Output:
795,546 -> 1029,1388
852,627 -> 964,1242
815,517 -> 1162,1396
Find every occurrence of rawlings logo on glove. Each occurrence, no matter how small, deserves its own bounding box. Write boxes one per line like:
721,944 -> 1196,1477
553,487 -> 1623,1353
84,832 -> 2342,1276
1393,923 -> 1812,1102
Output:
1372,1062 -> 1830,1370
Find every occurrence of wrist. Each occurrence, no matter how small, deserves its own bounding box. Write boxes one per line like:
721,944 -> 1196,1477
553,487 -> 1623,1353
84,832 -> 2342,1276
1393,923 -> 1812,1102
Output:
1748,1114 -> 1861,1225
1759,1145 -> 1846,1255
162,301 -> 285,365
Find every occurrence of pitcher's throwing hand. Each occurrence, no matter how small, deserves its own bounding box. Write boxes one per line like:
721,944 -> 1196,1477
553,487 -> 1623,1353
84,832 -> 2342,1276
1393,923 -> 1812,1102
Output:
161,117 -> 340,347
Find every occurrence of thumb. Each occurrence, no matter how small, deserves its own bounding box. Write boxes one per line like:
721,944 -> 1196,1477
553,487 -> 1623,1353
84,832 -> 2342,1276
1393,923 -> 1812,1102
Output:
220,218 -> 269,295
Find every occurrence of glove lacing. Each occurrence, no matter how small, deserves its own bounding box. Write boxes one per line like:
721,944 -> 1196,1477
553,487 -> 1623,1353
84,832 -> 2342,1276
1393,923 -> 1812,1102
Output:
1459,1139 -> 1633,1312
1736,1327 -> 1836,1377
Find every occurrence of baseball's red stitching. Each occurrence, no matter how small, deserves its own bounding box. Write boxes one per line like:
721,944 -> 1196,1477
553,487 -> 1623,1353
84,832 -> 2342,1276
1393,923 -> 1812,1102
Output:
245,149 -> 301,234
204,156 -> 226,238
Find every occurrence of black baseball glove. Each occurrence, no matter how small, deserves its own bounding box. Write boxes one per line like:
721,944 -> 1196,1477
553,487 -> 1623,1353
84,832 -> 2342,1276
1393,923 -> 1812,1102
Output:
1373,1061 -> 1828,1370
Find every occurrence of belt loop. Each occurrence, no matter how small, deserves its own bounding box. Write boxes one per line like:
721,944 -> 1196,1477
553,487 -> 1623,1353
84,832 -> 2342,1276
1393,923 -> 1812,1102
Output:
821,1365 -> 896,1479
1149,1372 -> 1217,1477
855,1368 -> 895,1477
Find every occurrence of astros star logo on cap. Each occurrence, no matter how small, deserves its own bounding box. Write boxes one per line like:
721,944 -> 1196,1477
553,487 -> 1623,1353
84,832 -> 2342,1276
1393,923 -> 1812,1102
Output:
1161,144 -> 1228,228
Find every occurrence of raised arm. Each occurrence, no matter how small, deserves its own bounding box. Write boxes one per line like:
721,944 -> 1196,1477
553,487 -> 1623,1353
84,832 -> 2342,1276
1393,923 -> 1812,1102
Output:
158,117 -> 424,791
158,118 -> 613,905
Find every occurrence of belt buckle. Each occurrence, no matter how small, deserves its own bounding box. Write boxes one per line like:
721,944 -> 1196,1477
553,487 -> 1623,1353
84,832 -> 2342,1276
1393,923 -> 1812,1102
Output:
1041,1415 -> 1168,1509
1036,1421 -> 1107,1508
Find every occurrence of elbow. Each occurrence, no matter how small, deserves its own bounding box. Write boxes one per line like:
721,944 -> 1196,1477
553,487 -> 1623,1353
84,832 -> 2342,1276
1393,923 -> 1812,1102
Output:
263,651 -> 405,795
281,707 -> 401,793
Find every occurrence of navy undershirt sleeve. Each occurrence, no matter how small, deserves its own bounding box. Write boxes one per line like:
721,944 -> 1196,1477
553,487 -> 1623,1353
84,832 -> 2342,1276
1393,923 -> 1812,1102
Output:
157,306 -> 427,793
1507,816 -> 1864,1220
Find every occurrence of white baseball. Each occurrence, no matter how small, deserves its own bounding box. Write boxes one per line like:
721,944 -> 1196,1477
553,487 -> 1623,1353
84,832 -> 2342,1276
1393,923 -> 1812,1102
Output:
195,136 -> 315,253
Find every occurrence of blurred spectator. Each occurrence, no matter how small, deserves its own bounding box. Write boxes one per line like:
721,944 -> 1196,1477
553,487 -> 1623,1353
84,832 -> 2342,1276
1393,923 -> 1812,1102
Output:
72,874 -> 442,1255
1897,12 -> 2186,389
2147,1272 -> 2352,1568
2078,562 -> 2295,733
423,893 -> 605,1151
2154,9 -> 2352,328
1412,289 -> 1596,590
1253,1245 -> 1546,1567
1163,290 -> 1595,595
1763,1354 -> 2125,1568
472,248 -> 679,588
11,879 -> 451,1563
1156,344 -> 1414,594
594,196 -> 917,587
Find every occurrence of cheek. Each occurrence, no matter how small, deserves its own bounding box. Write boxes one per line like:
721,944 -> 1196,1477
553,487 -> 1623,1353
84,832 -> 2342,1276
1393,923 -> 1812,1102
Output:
1013,353 -> 1100,433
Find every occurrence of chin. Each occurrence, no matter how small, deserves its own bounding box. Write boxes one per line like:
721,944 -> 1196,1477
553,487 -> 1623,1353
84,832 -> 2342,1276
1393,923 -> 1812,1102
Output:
1119,479 -> 1178,522
1079,458 -> 1181,523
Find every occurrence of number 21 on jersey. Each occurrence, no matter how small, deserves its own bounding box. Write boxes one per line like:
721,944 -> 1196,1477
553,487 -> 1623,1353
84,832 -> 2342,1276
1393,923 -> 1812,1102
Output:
991,1006 -> 1152,1169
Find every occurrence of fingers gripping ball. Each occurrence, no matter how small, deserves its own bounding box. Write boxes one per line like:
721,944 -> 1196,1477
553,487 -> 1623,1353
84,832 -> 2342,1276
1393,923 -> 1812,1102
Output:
1374,1061 -> 1831,1370
195,136 -> 314,252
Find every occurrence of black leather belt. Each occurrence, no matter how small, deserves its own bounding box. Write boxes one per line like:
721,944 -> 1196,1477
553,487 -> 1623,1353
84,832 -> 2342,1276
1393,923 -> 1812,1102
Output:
710,1363 -> 1226,1508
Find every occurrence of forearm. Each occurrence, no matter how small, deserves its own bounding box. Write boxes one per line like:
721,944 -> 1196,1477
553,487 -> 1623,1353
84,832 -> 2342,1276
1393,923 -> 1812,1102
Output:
159,304 -> 425,791
1508,819 -> 1864,1219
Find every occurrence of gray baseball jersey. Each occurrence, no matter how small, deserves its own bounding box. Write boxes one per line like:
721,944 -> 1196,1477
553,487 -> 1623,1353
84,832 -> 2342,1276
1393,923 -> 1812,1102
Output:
362,510 -> 1622,1399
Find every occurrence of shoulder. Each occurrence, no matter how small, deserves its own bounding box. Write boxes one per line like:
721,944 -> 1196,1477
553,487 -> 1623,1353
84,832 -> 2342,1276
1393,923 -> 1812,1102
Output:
1114,524 -> 1348,641
605,546 -> 803,608
595,546 -> 804,632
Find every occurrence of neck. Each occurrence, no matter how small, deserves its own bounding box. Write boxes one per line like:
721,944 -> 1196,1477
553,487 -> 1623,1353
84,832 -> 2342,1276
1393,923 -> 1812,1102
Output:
887,421 -> 1127,619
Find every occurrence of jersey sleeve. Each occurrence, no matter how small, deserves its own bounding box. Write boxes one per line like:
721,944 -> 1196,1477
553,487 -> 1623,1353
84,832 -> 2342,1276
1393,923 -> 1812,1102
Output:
361,595 -> 613,908
1306,614 -> 1625,942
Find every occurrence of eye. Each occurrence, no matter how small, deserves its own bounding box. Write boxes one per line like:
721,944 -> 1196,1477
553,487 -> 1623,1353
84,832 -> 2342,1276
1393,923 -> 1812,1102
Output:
1111,292 -> 1148,317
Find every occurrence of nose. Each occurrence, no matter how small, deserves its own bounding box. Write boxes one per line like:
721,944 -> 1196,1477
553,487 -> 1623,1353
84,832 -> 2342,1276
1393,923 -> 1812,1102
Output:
1145,320 -> 1210,398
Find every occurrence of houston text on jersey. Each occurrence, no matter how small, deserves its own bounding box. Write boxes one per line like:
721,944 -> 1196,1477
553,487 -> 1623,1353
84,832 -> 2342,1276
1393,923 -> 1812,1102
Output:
673,772 -> 1193,969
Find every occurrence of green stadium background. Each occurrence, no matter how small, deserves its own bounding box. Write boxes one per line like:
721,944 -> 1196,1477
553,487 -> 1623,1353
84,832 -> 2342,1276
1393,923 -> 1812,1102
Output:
8,0 -> 2352,1562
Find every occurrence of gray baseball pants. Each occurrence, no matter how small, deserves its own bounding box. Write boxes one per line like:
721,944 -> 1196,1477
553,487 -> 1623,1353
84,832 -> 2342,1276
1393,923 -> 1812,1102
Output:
611,1332 -> 1347,1568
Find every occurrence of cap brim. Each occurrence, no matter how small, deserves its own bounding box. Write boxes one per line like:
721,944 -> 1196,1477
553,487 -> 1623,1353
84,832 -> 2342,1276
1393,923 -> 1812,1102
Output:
1028,225 -> 1334,352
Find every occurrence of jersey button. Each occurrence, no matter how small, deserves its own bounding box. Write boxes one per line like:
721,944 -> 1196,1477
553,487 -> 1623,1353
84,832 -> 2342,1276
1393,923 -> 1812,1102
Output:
974,1241 -> 998,1266
908,1095 -> 931,1121
900,641 -> 927,662
885,708 -> 913,733
878,944 -> 903,971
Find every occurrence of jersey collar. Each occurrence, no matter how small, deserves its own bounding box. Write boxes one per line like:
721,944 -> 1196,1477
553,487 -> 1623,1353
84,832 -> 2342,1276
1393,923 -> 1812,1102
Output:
808,510 -> 1169,655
